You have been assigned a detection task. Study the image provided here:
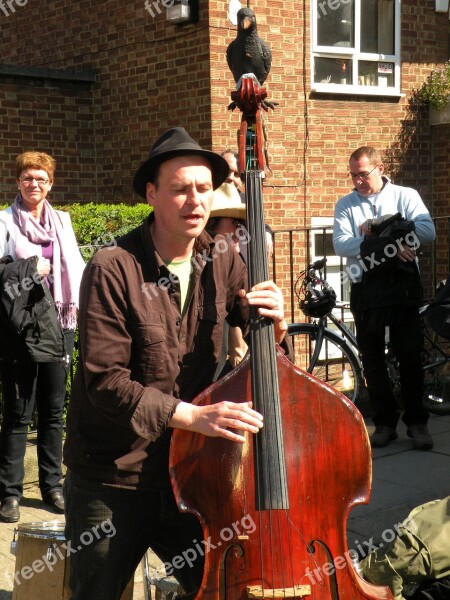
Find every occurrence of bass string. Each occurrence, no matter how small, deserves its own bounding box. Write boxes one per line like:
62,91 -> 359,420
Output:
246,170 -> 288,510
245,169 -> 299,597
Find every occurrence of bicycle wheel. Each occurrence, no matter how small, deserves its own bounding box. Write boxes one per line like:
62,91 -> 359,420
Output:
288,323 -> 362,403
422,328 -> 450,415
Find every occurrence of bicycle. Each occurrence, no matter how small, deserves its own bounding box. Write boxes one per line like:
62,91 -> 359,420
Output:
287,258 -> 450,414
387,304 -> 450,416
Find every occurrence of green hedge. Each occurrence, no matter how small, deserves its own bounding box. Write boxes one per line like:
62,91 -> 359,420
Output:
56,203 -> 151,246
0,202 -> 152,254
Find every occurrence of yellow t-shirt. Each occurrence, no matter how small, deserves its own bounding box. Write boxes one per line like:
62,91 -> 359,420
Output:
165,257 -> 192,315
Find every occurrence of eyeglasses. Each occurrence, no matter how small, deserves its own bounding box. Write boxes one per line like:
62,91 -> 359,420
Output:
20,177 -> 50,186
349,165 -> 379,180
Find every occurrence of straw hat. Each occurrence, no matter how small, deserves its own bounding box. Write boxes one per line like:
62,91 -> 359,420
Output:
133,127 -> 229,197
210,183 -> 246,220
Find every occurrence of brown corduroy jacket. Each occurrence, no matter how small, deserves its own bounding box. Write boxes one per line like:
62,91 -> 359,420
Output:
64,214 -> 252,489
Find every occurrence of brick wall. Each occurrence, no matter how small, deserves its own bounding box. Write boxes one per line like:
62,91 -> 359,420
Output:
0,0 -> 212,204
0,0 -> 448,281
208,0 -> 449,289
0,77 -> 96,203
211,1 -> 449,215
431,123 -> 450,284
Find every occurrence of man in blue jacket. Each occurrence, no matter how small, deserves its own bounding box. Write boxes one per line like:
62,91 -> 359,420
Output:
333,146 -> 436,449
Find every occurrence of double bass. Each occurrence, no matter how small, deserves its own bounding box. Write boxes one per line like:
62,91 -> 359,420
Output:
169,77 -> 392,600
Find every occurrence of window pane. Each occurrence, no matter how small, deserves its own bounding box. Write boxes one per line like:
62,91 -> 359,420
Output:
361,0 -> 394,54
316,0 -> 354,48
314,57 -> 352,85
358,60 -> 395,87
314,232 -> 335,257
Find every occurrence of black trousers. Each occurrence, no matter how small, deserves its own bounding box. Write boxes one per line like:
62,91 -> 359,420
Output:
352,306 -> 428,429
0,330 -> 74,500
64,472 -> 204,600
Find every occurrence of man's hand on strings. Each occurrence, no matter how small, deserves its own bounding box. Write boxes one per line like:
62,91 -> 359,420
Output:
239,280 -> 288,343
170,401 -> 264,443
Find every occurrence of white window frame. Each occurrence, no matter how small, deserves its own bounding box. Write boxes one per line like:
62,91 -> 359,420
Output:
311,217 -> 343,300
311,217 -> 353,319
310,217 -> 356,363
311,0 -> 401,97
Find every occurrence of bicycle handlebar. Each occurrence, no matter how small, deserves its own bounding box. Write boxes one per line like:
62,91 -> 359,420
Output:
295,257 -> 332,301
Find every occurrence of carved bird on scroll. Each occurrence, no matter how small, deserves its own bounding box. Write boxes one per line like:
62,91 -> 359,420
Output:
226,7 -> 272,86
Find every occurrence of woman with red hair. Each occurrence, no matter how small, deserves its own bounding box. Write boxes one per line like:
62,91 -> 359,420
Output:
0,151 -> 85,522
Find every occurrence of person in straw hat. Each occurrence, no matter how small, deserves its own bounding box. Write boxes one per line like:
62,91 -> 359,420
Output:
221,148 -> 274,258
63,127 -> 290,600
207,182 -> 249,377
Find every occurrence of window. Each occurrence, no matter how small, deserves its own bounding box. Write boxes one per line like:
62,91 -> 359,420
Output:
311,217 -> 350,303
311,0 -> 401,96
311,217 -> 355,336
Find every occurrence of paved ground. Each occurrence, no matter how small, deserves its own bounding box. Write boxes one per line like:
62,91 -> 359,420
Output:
347,413 -> 450,552
0,414 -> 449,599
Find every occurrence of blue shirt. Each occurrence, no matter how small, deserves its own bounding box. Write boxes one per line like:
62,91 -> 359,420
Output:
333,178 -> 436,283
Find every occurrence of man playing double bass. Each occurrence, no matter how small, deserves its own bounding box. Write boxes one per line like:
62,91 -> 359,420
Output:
63,127 -> 290,600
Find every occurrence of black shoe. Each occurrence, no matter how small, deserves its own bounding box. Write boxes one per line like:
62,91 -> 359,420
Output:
407,424 -> 434,450
0,498 -> 20,523
370,425 -> 398,448
43,489 -> 65,514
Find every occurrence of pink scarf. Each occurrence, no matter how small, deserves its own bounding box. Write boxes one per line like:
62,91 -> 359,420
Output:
11,194 -> 82,330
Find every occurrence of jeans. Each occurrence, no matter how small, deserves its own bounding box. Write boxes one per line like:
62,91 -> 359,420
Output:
352,307 -> 428,429
0,330 -> 74,500
64,472 -> 204,600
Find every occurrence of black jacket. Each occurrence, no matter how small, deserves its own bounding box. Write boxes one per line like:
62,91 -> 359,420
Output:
352,214 -> 422,311
0,255 -> 66,363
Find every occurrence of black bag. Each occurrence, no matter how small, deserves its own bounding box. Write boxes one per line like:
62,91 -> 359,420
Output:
369,212 -> 415,238
360,213 -> 417,276
357,214 -> 422,310
425,277 -> 450,340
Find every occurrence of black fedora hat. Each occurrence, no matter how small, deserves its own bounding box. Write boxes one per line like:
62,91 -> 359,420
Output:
133,127 -> 229,197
